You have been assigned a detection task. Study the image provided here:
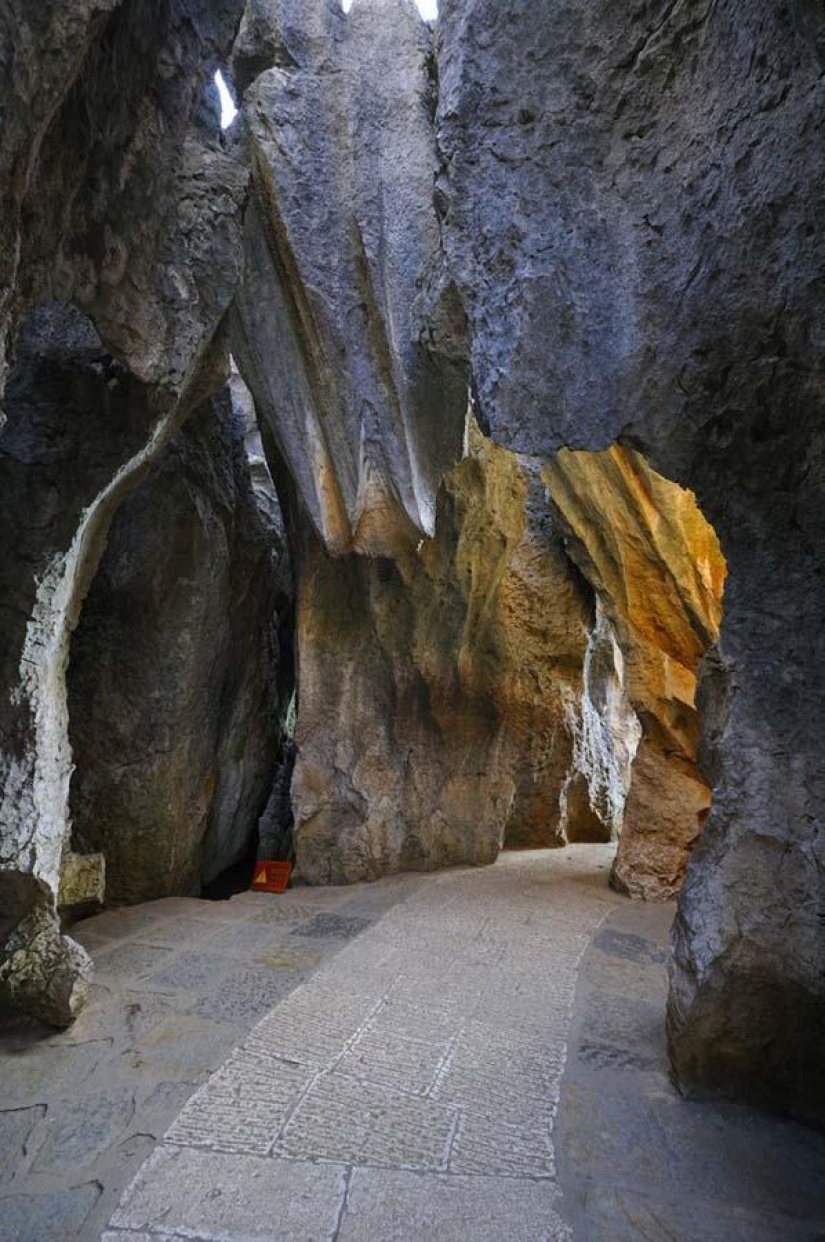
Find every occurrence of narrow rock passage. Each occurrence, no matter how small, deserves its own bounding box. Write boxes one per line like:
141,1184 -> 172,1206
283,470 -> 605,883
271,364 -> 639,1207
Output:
104,846 -> 825,1242
106,848 -> 619,1240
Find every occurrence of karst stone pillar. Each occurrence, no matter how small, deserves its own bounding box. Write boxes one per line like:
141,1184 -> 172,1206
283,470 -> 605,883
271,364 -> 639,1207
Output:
433,0 -> 825,1122
0,0 -> 246,1025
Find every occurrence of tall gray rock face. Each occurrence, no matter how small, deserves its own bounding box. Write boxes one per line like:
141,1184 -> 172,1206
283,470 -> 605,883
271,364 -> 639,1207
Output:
434,0 -> 825,1124
67,384 -> 290,906
0,0 -> 246,1026
232,0 -> 466,558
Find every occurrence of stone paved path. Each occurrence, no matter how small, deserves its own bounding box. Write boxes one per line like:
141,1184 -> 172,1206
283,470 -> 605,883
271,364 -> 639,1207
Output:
5,847 -> 825,1240
104,847 -> 619,1241
560,899 -> 825,1241
0,874 -> 418,1241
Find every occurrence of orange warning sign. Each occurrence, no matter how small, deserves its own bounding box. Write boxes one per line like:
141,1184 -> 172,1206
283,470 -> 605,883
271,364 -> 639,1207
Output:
251,860 -> 292,894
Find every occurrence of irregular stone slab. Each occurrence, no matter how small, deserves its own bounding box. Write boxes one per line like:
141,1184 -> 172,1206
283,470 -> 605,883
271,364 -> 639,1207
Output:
111,1145 -> 346,1239
0,1039 -> 108,1111
0,1104 -> 45,1184
339,1168 -> 571,1242
32,1087 -> 134,1175
581,1185 -> 825,1242
0,1183 -> 101,1242
558,898 -> 825,1238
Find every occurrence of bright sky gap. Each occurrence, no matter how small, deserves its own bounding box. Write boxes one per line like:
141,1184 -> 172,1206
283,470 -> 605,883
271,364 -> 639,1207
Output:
215,69 -> 238,129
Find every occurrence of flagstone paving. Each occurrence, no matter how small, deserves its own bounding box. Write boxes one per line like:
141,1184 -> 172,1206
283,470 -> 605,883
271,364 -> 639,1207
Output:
0,875 -> 417,1241
4,847 -> 825,1240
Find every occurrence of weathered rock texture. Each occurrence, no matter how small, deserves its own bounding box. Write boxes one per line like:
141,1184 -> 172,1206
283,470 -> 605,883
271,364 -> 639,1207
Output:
545,448 -> 725,900
0,0 -> 246,1025
293,432 -> 722,890
292,427 -> 639,884
433,0 -> 825,1123
67,383 -> 290,906
231,0 -> 466,558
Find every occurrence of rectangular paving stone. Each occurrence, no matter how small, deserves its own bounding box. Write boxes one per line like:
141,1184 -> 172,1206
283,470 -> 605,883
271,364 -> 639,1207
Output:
246,984 -> 381,1069
449,1110 -> 556,1179
339,1168 -> 572,1241
336,1028 -> 449,1095
194,967 -> 296,1023
366,998 -> 462,1046
290,912 -> 373,940
249,898 -> 349,927
432,1022 -> 567,1126
279,1071 -> 457,1170
101,1233 -> 157,1241
166,1052 -> 313,1154
102,1233 -> 157,1241
387,972 -> 482,1021
112,1145 -> 346,1238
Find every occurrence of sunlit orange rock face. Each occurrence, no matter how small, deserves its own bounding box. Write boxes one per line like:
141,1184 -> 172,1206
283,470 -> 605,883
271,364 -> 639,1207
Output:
293,430 -> 724,895
544,447 -> 726,900
293,427 -> 641,883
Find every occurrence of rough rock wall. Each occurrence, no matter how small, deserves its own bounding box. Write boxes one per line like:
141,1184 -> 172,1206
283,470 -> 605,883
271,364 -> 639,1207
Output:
434,0 -> 825,1123
0,0 -> 246,1025
231,0 -> 466,558
545,447 -> 725,900
67,383 -> 290,906
292,426 -> 641,884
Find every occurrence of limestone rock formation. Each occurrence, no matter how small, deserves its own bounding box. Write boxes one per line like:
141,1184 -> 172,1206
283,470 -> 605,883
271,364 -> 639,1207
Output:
433,0 -> 825,1123
67,383 -> 290,906
544,447 -> 725,900
0,0 -> 246,1025
292,426 -> 641,884
231,0 -> 466,558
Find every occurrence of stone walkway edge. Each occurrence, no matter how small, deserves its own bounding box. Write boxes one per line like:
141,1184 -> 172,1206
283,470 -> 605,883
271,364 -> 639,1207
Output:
104,847 -> 620,1241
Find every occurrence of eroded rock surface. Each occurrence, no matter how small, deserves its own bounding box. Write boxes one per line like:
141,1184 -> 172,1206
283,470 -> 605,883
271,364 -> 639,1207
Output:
433,0 -> 825,1123
545,447 -> 725,900
232,0 -> 466,557
67,384 -> 290,906
292,427 -> 640,884
0,0 -> 246,1024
